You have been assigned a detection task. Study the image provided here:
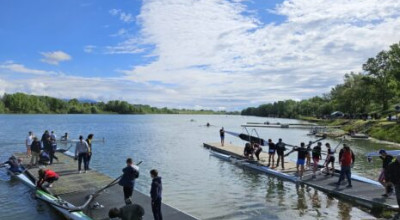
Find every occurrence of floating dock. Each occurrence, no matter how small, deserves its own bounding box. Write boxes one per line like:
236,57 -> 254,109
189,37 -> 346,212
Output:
15,152 -> 197,220
203,143 -> 398,211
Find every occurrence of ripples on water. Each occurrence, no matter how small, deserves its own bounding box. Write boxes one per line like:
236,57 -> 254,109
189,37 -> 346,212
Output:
0,115 -> 388,219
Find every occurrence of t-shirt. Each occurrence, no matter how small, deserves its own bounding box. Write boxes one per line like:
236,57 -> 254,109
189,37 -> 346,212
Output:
341,151 -> 353,166
26,135 -> 33,146
268,142 -> 276,151
312,146 -> 321,158
220,129 -> 224,137
295,147 -> 308,160
381,155 -> 394,169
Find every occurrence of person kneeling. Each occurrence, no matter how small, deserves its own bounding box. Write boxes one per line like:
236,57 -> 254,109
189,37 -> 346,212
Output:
37,169 -> 59,188
108,203 -> 144,220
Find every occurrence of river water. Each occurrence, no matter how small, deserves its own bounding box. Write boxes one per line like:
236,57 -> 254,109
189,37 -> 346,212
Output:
0,114 -> 393,220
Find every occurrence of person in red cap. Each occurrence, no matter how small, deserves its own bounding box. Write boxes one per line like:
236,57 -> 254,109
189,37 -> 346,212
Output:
37,169 -> 59,188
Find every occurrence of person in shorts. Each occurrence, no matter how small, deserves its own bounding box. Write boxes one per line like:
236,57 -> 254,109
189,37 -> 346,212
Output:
325,143 -> 335,176
267,139 -> 276,167
311,142 -> 322,178
294,142 -> 308,179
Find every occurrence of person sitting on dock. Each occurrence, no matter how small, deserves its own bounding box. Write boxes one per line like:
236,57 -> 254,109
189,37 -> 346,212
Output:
337,145 -> 353,188
39,151 -> 50,165
220,127 -> 225,146
243,143 -> 254,159
119,158 -> 140,204
60,132 -> 68,141
311,142 -> 322,178
275,138 -> 286,169
150,169 -> 162,220
378,150 -> 394,197
75,135 -> 89,173
30,137 -> 42,166
37,168 -> 59,188
294,142 -> 307,179
324,143 -> 335,176
267,139 -> 276,167
2,156 -> 25,173
253,142 -> 263,161
108,203 -> 145,220
384,155 -> 400,217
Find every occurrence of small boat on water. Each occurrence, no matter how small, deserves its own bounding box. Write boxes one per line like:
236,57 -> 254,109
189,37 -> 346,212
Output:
5,167 -> 92,220
349,133 -> 369,139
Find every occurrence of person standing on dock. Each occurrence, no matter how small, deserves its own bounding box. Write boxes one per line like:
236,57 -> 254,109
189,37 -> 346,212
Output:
384,155 -> 400,217
119,158 -> 139,203
150,169 -> 163,220
267,139 -> 276,167
86,134 -> 94,170
378,150 -> 394,197
75,135 -> 89,173
337,145 -> 353,188
49,131 -> 59,164
324,143 -> 335,176
30,137 -> 42,166
25,131 -> 33,157
294,142 -> 307,179
311,142 -> 322,178
275,138 -> 286,169
220,127 -> 225,146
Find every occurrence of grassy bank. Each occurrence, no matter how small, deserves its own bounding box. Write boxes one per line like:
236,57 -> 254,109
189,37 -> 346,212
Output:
301,116 -> 400,144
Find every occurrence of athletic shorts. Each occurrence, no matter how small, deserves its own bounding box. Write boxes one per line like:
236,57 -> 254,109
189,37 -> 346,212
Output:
297,159 -> 305,165
378,169 -> 385,182
312,157 -> 320,164
327,156 -> 335,163
268,150 -> 275,154
220,136 -> 224,140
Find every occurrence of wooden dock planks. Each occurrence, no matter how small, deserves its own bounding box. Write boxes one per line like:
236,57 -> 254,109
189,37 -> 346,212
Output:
204,142 -> 399,211
15,152 -> 197,220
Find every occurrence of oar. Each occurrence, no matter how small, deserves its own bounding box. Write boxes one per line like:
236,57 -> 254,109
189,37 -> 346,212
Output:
284,135 -> 327,157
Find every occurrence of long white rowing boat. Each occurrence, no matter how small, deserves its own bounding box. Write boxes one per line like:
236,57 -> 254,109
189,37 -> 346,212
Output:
6,167 -> 92,220
210,150 -> 383,187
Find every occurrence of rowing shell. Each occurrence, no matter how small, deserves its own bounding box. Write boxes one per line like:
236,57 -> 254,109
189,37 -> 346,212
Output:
7,168 -> 92,220
365,150 -> 400,157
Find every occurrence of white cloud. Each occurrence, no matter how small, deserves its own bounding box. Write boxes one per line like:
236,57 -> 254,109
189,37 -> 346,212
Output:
40,51 -> 72,65
0,61 -> 56,75
109,8 -> 135,23
118,0 -> 400,109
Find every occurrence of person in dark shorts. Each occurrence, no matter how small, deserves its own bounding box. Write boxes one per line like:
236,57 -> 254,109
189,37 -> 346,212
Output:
37,169 -> 59,188
294,142 -> 308,179
253,142 -> 263,161
220,127 -> 225,146
108,203 -> 145,220
243,143 -> 254,159
119,158 -> 139,203
267,139 -> 276,167
384,155 -> 400,219
275,138 -> 286,169
324,143 -> 335,176
378,150 -> 394,197
150,169 -> 162,220
312,142 -> 322,178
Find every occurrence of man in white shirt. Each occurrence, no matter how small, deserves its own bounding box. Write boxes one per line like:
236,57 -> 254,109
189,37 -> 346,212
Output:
25,131 -> 33,157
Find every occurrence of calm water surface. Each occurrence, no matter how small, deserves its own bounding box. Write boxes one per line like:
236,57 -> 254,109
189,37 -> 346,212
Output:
0,114 -> 393,219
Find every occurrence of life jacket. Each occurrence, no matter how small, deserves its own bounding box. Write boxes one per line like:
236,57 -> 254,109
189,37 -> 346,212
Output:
44,169 -> 59,179
341,151 -> 352,166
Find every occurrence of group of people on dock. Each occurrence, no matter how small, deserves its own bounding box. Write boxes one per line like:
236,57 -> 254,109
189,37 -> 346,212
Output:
25,130 -> 60,166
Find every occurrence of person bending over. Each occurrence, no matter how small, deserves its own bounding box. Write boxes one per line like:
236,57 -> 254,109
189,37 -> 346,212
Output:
37,169 -> 59,188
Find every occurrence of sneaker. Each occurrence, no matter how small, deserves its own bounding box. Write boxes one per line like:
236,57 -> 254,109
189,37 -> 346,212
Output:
84,170 -> 87,173
79,171 -> 82,174
48,184 -> 53,188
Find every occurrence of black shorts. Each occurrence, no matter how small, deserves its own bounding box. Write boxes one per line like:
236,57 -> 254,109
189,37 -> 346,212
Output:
327,156 -> 335,163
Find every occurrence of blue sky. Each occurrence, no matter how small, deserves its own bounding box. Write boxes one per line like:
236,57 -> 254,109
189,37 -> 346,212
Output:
1,0 -> 400,110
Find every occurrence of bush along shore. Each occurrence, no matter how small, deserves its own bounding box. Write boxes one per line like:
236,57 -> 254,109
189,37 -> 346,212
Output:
303,116 -> 400,145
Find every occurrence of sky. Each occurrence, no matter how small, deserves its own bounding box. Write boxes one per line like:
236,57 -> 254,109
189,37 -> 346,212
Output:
1,0 -> 400,111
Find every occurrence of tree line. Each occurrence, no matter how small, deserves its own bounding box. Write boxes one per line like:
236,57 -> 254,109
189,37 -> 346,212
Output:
242,41 -> 400,119
0,93 -> 233,115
